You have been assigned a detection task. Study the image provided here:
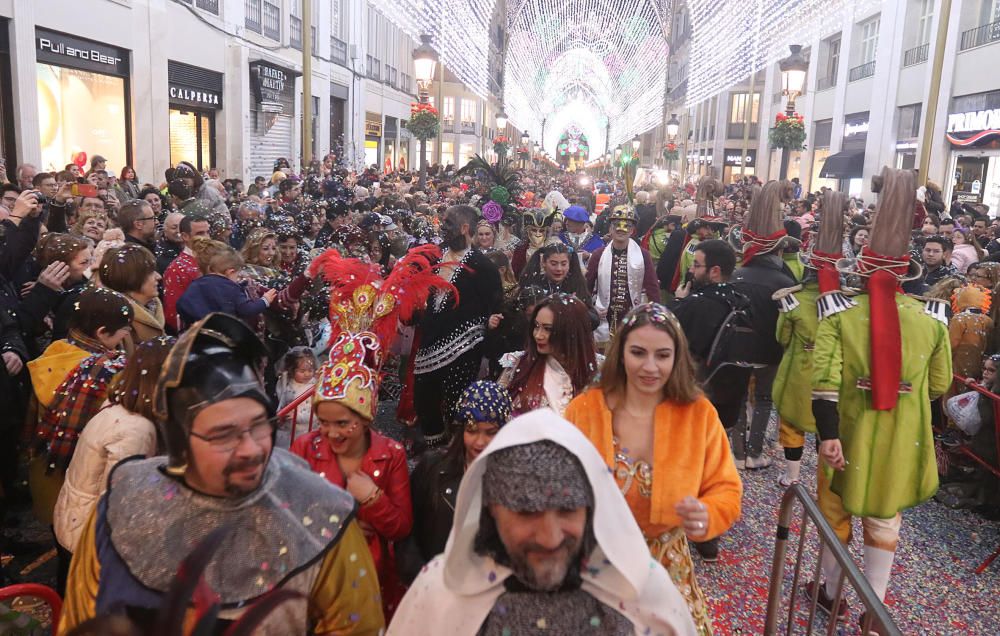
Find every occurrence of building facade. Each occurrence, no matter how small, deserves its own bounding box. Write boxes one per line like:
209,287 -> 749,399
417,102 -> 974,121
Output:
660,0 -> 1000,210
0,0 -> 473,184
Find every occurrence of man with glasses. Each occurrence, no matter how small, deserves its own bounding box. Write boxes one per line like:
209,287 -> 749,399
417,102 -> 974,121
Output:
59,313 -> 384,634
119,200 -> 157,252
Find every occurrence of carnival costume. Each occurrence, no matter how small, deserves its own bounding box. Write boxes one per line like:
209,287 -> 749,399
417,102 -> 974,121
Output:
559,205 -> 604,268
511,208 -> 556,278
413,245 -> 503,447
295,245 -> 455,619
771,191 -> 852,485
59,314 -> 385,635
389,411 -> 698,636
811,167 -> 952,609
588,204 -> 658,344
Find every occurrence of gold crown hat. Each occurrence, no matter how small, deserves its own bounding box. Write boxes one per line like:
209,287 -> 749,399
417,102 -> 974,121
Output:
309,245 -> 456,420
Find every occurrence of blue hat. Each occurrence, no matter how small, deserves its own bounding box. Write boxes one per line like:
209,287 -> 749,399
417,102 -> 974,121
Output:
563,205 -> 589,223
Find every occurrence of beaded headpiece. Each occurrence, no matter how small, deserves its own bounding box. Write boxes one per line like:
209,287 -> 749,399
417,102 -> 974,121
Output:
453,381 -> 513,430
621,302 -> 682,333
310,245 -> 455,420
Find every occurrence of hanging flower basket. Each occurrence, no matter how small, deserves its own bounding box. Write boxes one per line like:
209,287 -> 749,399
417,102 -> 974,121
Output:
769,112 -> 807,151
662,142 -> 679,161
407,102 -> 440,142
493,135 -> 511,157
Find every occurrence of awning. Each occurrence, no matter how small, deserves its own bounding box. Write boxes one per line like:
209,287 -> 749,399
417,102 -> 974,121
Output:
820,150 -> 865,179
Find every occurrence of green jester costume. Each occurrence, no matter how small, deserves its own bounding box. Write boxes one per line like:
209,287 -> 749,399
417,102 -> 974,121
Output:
808,168 -> 952,622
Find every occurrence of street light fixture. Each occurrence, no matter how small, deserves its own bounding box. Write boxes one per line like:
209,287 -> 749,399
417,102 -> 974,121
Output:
631,135 -> 641,153
778,44 -> 809,179
779,45 -> 808,116
666,114 -> 680,140
496,111 -> 508,131
521,131 -> 530,146
412,34 -> 439,97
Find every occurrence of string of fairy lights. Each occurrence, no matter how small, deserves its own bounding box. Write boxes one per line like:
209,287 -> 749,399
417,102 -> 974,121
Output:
503,0 -> 670,158
685,0 -> 883,106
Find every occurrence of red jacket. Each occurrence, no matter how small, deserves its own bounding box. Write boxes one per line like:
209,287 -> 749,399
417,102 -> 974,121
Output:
290,429 -> 412,618
162,251 -> 200,333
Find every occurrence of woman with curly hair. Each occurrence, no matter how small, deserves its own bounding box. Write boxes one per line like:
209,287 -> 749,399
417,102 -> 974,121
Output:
69,209 -> 109,243
498,293 -> 598,416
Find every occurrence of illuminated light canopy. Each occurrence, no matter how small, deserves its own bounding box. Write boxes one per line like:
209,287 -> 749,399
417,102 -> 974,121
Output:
504,0 -> 671,159
685,0 -> 882,106
369,0 -> 494,99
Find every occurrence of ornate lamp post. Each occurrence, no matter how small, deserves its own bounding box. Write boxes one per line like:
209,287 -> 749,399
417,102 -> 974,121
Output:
665,113 -> 680,182
412,34 -> 439,188
777,44 -> 808,180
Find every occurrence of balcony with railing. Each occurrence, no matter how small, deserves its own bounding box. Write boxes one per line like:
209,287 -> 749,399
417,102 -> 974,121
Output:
179,0 -> 220,13
848,60 -> 876,81
903,43 -> 929,66
331,37 -> 348,66
461,120 -> 476,134
290,15 -> 302,50
262,1 -> 280,40
816,75 -> 837,91
726,122 -> 759,139
961,19 -> 1000,51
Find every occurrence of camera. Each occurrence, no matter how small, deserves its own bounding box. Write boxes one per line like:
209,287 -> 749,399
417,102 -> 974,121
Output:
33,191 -> 46,205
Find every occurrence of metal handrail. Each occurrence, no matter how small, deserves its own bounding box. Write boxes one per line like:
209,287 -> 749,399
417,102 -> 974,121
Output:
764,483 -> 901,635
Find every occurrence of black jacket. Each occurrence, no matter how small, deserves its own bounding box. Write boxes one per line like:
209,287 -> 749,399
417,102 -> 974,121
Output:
730,254 -> 796,365
398,450 -> 463,583
669,282 -> 748,365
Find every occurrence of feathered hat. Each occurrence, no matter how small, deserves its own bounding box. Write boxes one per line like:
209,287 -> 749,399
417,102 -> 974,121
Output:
309,245 -> 456,420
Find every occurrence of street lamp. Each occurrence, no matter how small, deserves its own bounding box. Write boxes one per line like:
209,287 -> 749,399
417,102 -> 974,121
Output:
496,111 -> 508,131
412,34 -> 438,188
779,45 -> 808,116
778,44 -> 809,179
631,135 -> 641,153
666,114 -> 680,140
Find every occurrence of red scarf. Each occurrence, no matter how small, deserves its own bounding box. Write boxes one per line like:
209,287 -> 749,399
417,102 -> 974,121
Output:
857,247 -> 910,411
741,228 -> 787,265
811,249 -> 842,294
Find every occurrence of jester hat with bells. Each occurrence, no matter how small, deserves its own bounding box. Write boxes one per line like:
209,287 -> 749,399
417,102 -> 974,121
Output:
738,180 -> 800,265
309,244 -> 456,421
835,166 -> 923,411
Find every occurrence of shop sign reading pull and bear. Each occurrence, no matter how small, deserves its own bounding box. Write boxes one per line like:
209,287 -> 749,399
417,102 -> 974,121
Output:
36,28 -> 129,77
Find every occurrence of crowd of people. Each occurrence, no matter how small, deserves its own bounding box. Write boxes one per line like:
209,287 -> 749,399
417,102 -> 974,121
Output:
0,150 -> 996,635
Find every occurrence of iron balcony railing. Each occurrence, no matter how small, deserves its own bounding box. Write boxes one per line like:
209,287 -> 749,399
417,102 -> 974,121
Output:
848,60 -> 876,81
961,19 -> 1000,50
290,15 -> 302,50
262,1 -> 280,40
903,43 -> 929,66
331,37 -> 348,66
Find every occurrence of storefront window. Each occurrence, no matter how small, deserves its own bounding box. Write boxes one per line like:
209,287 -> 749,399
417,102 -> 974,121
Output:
810,148 -> 837,191
460,143 -> 475,167
37,63 -> 127,172
169,109 -> 213,171
364,139 -> 379,167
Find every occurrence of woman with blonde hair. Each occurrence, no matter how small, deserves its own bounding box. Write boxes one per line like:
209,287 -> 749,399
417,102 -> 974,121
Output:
70,209 -> 108,243
240,227 -> 283,287
564,303 -> 741,635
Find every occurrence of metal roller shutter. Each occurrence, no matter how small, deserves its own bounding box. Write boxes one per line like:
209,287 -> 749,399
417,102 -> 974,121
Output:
248,113 -> 293,180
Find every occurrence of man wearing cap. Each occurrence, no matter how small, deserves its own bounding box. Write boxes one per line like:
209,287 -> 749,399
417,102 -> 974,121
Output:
59,314 -> 384,635
586,204 -> 659,347
389,410 -> 697,636
559,204 -> 603,269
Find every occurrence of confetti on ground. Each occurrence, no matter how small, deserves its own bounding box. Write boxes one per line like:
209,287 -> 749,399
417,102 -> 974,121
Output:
694,441 -> 1000,635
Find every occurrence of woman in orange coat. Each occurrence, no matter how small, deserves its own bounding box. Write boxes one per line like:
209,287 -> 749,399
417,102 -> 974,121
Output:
564,302 -> 742,636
